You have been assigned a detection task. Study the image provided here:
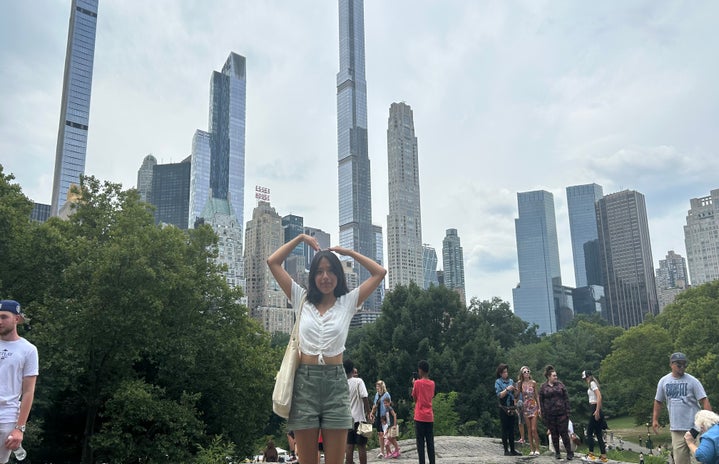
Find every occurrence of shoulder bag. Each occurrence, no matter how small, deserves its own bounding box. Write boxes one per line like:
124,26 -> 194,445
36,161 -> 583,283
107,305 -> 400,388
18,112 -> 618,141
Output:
272,294 -> 305,418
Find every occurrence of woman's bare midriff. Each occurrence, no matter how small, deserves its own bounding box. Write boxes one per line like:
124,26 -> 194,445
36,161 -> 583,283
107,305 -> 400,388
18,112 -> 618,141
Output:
300,353 -> 343,365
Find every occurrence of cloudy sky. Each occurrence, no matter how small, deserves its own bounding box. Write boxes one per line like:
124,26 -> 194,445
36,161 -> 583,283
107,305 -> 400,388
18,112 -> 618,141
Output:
2,1 -> 718,304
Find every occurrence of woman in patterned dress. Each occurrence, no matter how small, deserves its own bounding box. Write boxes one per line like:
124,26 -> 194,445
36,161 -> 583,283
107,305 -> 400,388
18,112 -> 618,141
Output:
518,366 -> 541,456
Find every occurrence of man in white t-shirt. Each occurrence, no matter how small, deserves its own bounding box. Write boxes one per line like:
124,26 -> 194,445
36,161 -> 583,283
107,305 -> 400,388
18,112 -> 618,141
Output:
0,300 -> 39,463
344,360 -> 370,464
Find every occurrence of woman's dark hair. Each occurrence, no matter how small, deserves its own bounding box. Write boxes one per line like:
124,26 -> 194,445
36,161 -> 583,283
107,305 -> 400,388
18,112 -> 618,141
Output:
496,363 -> 509,379
307,250 -> 349,305
544,364 -> 556,380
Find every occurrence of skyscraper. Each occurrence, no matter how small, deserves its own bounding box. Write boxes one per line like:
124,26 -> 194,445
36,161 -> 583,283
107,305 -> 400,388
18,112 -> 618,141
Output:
51,0 -> 99,216
655,250 -> 688,311
244,201 -> 286,314
442,228 -> 466,306
149,158 -> 191,229
512,190 -> 563,335
190,53 -> 246,231
304,226 -> 331,270
422,244 -> 439,290
200,197 -> 245,293
136,154 -> 157,202
596,190 -> 658,328
386,102 -> 423,290
684,188 -> 719,286
336,0 -> 381,309
566,184 -> 603,287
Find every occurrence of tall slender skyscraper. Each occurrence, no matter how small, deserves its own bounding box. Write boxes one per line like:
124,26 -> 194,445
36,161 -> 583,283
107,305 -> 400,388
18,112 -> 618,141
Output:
386,102 -> 423,290
136,154 -> 157,202
422,244 -> 439,290
566,184 -> 603,287
684,188 -> 719,286
512,191 -> 563,334
51,0 -> 99,216
442,228 -> 466,306
596,190 -> 658,328
190,53 -> 246,231
337,0 -> 381,309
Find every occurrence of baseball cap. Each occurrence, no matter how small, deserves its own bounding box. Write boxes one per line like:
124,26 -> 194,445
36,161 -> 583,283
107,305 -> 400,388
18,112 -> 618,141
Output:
0,300 -> 27,323
582,370 -> 592,379
670,352 -> 688,364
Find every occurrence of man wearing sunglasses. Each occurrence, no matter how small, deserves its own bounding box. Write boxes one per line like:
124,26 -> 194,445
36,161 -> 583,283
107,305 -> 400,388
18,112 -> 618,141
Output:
652,352 -> 712,464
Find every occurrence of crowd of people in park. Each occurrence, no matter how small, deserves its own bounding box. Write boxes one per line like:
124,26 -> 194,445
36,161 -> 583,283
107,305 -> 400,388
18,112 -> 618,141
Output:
265,234 -> 716,464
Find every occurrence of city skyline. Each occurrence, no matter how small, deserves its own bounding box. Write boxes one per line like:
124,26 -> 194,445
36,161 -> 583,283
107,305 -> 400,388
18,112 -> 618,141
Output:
3,1 -> 719,304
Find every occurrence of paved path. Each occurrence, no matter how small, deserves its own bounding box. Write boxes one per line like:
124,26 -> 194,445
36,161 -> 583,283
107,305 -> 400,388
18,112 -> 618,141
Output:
352,436 -> 638,464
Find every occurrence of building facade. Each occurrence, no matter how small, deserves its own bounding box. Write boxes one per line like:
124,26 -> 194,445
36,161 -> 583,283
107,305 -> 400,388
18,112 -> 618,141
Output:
149,158 -> 191,229
386,102 -> 423,290
422,244 -> 439,289
200,198 -> 246,294
566,184 -> 604,287
137,154 -> 157,202
336,0 -> 382,309
512,190 -> 563,335
655,250 -> 689,311
304,227 -> 331,269
442,228 -> 466,306
190,53 -> 246,232
51,0 -> 99,216
244,201 -> 286,317
596,190 -> 658,328
684,188 -> 719,286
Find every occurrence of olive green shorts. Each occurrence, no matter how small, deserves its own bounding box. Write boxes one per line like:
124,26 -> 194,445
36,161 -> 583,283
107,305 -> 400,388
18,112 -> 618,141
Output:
288,364 -> 352,430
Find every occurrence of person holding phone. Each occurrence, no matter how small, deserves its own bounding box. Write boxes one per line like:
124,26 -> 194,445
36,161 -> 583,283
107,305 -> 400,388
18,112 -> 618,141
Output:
495,363 -> 521,456
684,410 -> 719,464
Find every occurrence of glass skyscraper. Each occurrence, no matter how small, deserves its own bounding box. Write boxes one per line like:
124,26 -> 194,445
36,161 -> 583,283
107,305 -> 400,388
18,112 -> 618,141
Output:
596,190 -> 658,328
51,0 -> 99,216
150,159 -> 191,230
422,244 -> 439,290
566,184 -> 603,287
337,0 -> 381,309
386,102 -> 423,290
512,190 -> 563,334
190,53 -> 246,232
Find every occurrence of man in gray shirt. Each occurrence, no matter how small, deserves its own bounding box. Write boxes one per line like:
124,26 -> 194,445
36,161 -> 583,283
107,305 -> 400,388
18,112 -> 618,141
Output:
653,352 -> 712,464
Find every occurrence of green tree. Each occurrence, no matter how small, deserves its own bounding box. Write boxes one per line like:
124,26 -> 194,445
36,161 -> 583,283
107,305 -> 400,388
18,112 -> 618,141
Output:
10,177 -> 274,462
600,324 -> 672,424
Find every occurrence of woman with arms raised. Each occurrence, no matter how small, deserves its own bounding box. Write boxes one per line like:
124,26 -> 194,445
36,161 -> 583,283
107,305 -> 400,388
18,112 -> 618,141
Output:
267,234 -> 386,464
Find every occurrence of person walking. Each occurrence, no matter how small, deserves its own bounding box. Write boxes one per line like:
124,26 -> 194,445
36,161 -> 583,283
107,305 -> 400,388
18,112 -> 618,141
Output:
582,370 -> 607,462
653,352 -> 712,464
344,360 -> 370,464
267,234 -> 386,464
539,365 -> 573,460
495,363 -> 521,456
413,360 -> 435,464
518,366 -> 541,456
0,300 -> 39,464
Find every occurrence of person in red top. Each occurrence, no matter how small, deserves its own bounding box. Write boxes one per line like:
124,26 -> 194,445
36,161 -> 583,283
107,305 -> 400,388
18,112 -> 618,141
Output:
412,360 -> 435,464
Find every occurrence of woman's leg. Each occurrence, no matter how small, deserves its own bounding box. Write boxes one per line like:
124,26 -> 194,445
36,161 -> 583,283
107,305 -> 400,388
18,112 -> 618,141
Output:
527,416 -> 538,452
295,429 -> 321,464
321,428 -> 349,464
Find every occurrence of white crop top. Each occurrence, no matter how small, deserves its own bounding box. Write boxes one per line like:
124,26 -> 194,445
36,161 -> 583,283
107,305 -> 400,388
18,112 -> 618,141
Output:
292,281 -> 360,363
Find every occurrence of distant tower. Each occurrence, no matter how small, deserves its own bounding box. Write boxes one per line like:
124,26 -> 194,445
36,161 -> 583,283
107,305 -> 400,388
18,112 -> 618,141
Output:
149,157 -> 191,229
442,229 -> 466,306
512,191 -> 563,335
244,201 -> 286,314
566,184 -> 604,287
190,53 -> 246,231
304,226 -> 331,270
51,0 -> 99,216
337,0 -> 382,309
137,154 -> 157,202
655,250 -> 689,311
422,244 -> 439,289
596,190 -> 658,328
386,102 -> 423,290
684,188 -> 719,286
